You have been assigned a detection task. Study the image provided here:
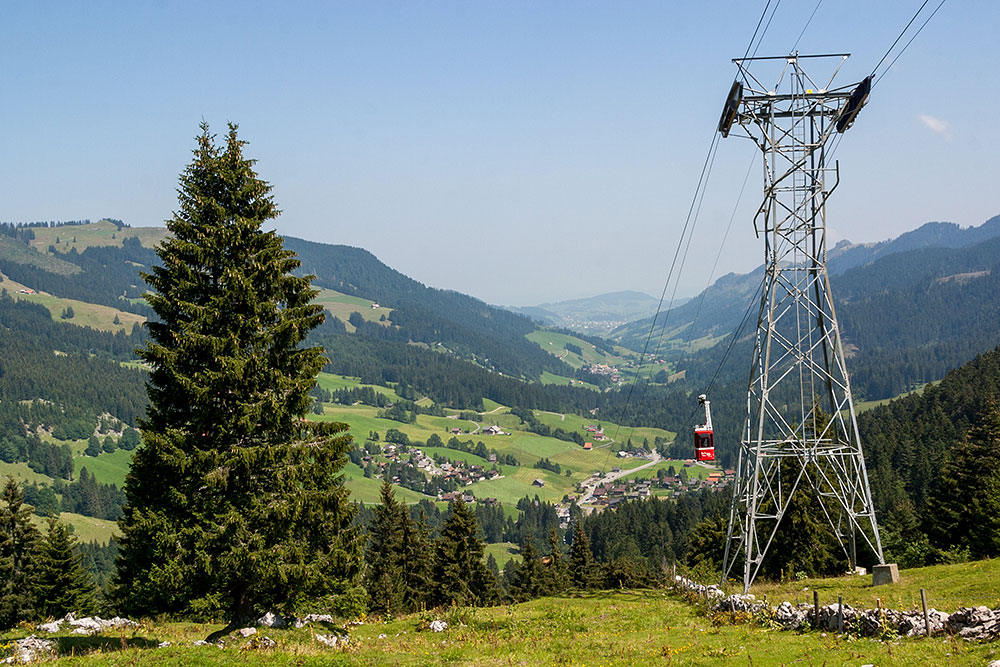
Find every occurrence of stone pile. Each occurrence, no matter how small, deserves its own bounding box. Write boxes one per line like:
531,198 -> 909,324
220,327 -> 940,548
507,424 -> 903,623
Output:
34,613 -> 139,636
673,574 -> 998,641
0,636 -> 55,664
947,607 -> 1000,641
773,601 -> 813,629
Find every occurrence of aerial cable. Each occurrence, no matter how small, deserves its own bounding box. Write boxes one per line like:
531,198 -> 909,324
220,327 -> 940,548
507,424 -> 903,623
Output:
687,151 -> 756,333
791,0 -> 823,53
870,0 -> 930,80
683,280 -> 763,427
749,0 -> 782,60
600,131 -> 721,476
743,0 -> 775,61
873,0 -> 947,87
826,0 -> 945,166
593,0 -> 785,478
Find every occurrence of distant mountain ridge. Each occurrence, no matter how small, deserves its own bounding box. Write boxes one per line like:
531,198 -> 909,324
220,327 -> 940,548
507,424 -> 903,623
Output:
827,214 -> 1000,274
612,213 -> 1000,351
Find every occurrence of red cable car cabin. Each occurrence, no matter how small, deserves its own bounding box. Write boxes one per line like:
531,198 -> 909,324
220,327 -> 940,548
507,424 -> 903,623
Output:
694,428 -> 715,462
694,394 -> 715,462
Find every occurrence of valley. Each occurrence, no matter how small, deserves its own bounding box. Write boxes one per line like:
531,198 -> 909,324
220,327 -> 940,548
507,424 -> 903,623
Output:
3,213 -> 1000,660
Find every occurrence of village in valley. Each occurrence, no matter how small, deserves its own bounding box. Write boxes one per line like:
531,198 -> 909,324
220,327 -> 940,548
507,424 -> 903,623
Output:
346,408 -> 732,527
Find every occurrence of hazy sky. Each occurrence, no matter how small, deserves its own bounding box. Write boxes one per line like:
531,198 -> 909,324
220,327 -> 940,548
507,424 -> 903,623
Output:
2,2 -> 996,306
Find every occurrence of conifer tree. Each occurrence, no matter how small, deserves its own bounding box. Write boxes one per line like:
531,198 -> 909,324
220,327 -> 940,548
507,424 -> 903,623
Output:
115,123 -> 361,625
0,477 -> 42,628
431,499 -> 498,607
35,518 -> 97,619
543,527 -> 568,594
568,519 -> 598,590
928,405 -> 1000,559
401,508 -> 433,612
510,532 -> 542,601
366,482 -> 406,615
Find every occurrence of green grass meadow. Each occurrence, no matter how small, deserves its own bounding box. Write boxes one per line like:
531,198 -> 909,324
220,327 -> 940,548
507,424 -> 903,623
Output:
5,588 -> 997,665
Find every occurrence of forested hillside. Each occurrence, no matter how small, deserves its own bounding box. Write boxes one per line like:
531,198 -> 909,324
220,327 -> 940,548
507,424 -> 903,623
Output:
285,238 -> 572,380
860,344 -> 1000,566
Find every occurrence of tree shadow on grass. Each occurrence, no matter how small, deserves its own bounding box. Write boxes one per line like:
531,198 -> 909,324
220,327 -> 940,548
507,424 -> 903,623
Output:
53,635 -> 161,657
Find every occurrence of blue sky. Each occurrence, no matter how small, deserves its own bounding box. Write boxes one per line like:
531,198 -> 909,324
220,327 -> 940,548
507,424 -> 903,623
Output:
1,1 -> 996,305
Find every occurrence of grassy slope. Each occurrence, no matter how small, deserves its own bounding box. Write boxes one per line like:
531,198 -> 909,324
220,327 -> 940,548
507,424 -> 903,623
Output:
538,371 -> 598,390
6,589 -> 996,665
0,271 -> 144,333
315,372 -> 404,402
28,220 -> 168,254
75,449 -> 133,488
312,287 -> 391,332
749,558 -> 1000,613
28,512 -> 118,544
0,235 -> 81,275
526,329 -> 627,370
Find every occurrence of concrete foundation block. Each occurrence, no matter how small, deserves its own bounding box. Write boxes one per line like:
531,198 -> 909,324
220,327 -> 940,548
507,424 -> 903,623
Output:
872,563 -> 900,586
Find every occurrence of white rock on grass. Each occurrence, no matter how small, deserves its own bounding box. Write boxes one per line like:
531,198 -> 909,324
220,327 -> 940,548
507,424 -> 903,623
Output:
257,612 -> 286,628
237,627 -> 257,638
37,620 -> 62,634
429,620 -> 448,632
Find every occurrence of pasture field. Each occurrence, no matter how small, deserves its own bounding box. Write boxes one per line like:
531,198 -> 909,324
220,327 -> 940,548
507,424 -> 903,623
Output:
340,462 -> 432,505
483,541 -> 519,570
0,460 -> 52,485
74,449 -> 134,488
749,557 -> 1000,613
315,372 -> 404,402
4,588 -> 994,665
621,459 -> 716,481
538,371 -> 597,389
532,409 -> 676,446
1,271 -> 144,333
526,329 -> 631,370
312,287 -> 391,331
0,237 -> 80,275
29,220 -> 169,254
28,511 -> 118,544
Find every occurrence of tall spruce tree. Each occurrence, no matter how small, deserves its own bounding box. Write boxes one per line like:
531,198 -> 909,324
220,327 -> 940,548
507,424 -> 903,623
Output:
400,508 -> 433,612
431,499 -> 498,607
35,518 -> 97,619
509,532 -> 542,601
115,123 -> 361,625
0,477 -> 42,628
366,482 -> 406,615
568,519 -> 597,590
543,527 -> 568,595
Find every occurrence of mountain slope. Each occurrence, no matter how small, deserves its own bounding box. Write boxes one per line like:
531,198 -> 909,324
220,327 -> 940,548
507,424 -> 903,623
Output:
612,214 -> 1000,352
284,237 -> 573,380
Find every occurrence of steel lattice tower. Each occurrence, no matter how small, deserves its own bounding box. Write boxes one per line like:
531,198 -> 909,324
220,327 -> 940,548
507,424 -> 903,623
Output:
718,54 -> 885,592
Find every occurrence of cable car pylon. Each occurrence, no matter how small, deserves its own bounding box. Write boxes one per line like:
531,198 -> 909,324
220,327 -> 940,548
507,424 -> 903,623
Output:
717,53 -> 888,592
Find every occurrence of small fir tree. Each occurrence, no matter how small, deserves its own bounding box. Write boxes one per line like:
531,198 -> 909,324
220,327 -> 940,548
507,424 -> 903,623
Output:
401,508 -> 433,612
510,532 -> 542,601
115,123 -> 361,626
365,482 -> 406,616
35,517 -> 97,619
85,436 -> 101,458
0,477 -> 42,628
568,519 -> 598,590
543,527 -> 568,594
431,499 -> 498,607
